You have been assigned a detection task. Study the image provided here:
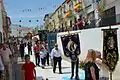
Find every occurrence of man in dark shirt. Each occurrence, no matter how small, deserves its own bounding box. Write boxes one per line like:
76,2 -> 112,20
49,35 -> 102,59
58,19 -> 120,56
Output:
27,41 -> 32,55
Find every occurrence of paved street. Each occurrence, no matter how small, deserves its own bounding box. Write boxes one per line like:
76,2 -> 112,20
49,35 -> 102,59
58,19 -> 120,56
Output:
15,47 -> 85,80
13,43 -> 120,80
12,63 -> 23,80
29,55 -> 85,80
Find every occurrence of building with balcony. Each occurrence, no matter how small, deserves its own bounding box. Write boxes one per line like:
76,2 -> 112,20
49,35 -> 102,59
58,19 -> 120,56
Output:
44,13 -> 54,30
44,0 -> 96,31
44,0 -> 120,31
99,0 -> 120,27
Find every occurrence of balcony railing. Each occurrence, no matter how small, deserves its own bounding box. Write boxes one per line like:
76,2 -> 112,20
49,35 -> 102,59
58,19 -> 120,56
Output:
74,2 -> 82,12
85,14 -> 119,29
65,10 -> 73,18
48,14 -> 120,33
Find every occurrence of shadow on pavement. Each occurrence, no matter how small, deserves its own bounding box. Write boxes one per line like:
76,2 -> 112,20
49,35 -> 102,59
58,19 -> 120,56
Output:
55,71 -> 71,74
62,67 -> 70,69
36,76 -> 44,80
42,66 -> 70,69
61,71 -> 71,74
44,67 -> 53,69
36,76 -> 49,80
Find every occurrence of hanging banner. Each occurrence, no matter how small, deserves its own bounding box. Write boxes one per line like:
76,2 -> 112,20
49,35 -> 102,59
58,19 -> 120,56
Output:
96,0 -> 105,16
61,34 -> 81,62
47,32 -> 57,52
102,28 -> 119,72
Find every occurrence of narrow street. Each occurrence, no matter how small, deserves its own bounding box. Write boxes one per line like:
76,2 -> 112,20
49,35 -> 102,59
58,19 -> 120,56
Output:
0,0 -> 120,80
15,47 -> 85,80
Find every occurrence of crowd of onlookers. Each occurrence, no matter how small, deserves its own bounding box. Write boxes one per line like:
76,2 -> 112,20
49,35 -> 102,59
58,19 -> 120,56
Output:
20,40 -> 50,80
49,16 -> 92,33
21,40 -> 110,80
0,35 -> 111,80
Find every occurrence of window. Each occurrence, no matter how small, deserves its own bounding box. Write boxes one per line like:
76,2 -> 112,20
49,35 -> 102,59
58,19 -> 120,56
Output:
60,7 -> 62,15
100,6 -> 116,26
63,5 -> 66,13
77,0 -> 82,3
70,20 -> 72,27
58,11 -> 59,16
69,1 -> 73,10
74,17 -> 77,23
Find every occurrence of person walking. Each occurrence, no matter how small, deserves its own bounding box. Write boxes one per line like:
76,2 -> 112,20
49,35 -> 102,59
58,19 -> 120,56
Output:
20,41 -> 25,61
22,54 -> 36,80
1,44 -> 12,80
66,38 -> 79,79
51,44 -> 62,74
27,41 -> 32,55
33,42 -> 40,66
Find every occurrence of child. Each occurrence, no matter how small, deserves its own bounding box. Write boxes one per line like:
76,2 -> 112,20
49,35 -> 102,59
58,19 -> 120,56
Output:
22,55 -> 36,80
40,47 -> 47,69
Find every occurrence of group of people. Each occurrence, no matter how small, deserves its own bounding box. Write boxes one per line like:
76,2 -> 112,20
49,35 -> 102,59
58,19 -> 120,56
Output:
32,40 -> 62,73
33,41 -> 49,69
21,41 -> 62,80
20,40 -> 33,61
49,16 -> 91,33
21,39 -> 109,80
0,42 -> 19,80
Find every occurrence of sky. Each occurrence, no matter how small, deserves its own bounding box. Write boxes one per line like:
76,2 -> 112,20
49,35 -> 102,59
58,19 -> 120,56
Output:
4,0 -> 64,28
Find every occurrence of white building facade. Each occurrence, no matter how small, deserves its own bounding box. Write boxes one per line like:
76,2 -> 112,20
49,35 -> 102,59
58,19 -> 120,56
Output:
10,24 -> 33,38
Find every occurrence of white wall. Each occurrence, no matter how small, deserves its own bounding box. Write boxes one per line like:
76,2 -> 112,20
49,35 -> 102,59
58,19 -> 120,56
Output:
10,24 -> 32,37
105,0 -> 115,10
115,0 -> 120,14
57,25 -> 120,80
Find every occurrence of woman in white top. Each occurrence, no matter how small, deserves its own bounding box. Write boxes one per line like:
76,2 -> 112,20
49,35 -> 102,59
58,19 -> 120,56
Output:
95,51 -> 109,80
